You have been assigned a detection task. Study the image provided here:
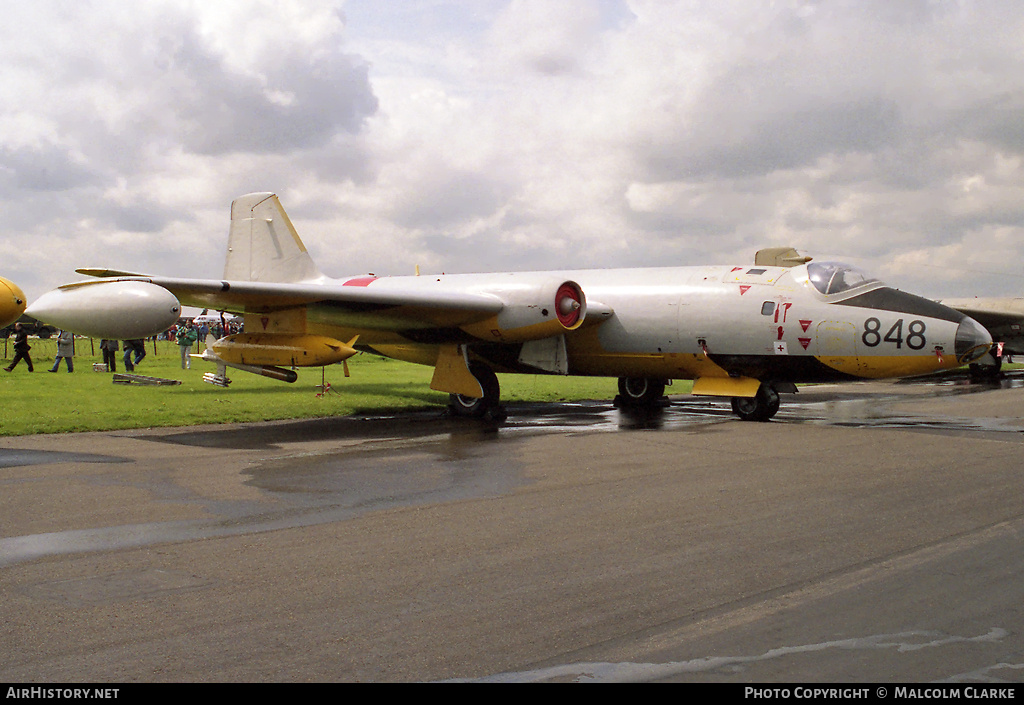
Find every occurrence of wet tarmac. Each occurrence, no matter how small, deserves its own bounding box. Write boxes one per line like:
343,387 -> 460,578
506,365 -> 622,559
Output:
3,372 -> 1024,681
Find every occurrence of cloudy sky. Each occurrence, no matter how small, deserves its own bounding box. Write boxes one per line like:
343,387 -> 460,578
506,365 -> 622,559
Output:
5,0 -> 1024,304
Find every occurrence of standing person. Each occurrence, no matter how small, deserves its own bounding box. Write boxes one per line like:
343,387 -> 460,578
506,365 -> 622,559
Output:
177,324 -> 197,369
4,323 -> 34,372
100,339 -> 118,372
49,329 -> 74,372
123,339 -> 146,372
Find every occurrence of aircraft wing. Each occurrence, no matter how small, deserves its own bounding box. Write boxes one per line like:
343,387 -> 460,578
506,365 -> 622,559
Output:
72,272 -> 507,328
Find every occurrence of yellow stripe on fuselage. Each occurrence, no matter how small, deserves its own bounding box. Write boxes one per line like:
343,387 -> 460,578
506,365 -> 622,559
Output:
816,354 -> 958,378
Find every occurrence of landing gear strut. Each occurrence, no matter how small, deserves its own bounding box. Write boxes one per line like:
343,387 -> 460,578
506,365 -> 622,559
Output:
730,383 -> 780,422
448,363 -> 504,419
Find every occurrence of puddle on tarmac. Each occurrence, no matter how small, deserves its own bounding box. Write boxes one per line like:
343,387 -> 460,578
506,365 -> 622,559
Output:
3,371 -> 1022,568
0,434 -> 531,568
0,449 -> 131,469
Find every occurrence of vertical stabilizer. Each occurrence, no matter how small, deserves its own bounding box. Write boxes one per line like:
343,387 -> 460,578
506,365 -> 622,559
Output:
224,193 -> 324,283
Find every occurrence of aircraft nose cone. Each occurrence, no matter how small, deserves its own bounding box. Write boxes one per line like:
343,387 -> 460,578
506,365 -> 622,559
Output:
955,315 -> 993,363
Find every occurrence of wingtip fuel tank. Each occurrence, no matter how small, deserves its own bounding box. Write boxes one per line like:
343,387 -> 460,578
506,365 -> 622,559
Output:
0,277 -> 27,329
26,280 -> 181,339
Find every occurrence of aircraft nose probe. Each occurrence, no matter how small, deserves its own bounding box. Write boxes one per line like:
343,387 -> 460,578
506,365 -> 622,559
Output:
955,315 -> 993,363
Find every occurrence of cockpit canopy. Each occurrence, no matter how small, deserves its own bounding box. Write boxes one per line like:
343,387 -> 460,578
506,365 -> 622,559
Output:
806,262 -> 878,296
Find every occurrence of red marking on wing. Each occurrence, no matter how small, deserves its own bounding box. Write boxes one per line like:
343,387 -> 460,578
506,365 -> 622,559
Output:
343,277 -> 378,287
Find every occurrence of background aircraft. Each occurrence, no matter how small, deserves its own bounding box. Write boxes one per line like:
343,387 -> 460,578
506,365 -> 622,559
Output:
938,297 -> 1024,376
27,193 -> 992,421
191,309 -> 242,328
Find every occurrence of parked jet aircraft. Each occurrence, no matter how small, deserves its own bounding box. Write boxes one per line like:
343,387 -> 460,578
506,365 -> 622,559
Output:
27,193 -> 993,421
192,309 -> 242,328
0,277 -> 27,329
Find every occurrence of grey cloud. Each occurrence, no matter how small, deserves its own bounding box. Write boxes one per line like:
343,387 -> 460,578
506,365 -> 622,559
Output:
627,3 -> 991,183
526,53 -> 579,77
0,143 -> 103,194
162,27 -> 378,156
648,98 -> 904,181
950,92 -> 1024,155
103,200 -> 185,234
390,170 -> 514,229
420,229 -> 562,274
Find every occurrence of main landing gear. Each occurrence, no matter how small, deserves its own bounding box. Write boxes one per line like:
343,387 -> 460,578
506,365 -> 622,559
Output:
615,376 -> 781,421
449,367 -> 781,422
615,377 -> 668,408
448,362 -> 505,420
730,383 -> 780,422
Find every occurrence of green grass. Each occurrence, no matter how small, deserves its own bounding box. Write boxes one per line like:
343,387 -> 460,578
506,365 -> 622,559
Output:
0,338 -> 661,436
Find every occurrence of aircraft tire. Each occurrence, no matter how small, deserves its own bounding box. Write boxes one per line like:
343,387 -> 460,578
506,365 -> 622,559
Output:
730,384 -> 780,422
449,363 -> 501,418
616,377 -> 667,407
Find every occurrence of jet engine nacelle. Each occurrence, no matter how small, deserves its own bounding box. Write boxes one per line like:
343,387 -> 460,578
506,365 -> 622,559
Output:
462,279 -> 586,343
26,280 -> 181,339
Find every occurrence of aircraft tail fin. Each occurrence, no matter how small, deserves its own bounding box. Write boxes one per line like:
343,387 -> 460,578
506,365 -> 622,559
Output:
223,193 -> 325,283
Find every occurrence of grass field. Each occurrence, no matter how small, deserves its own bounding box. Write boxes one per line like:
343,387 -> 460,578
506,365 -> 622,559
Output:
0,337 -> 670,436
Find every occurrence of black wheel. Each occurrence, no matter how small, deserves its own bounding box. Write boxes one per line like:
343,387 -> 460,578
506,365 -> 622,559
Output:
449,363 -> 500,418
616,377 -> 667,407
730,384 -> 780,422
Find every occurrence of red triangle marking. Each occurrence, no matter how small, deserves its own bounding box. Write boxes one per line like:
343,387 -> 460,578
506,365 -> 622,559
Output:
800,319 -> 812,332
739,285 -> 751,295
798,338 -> 811,350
